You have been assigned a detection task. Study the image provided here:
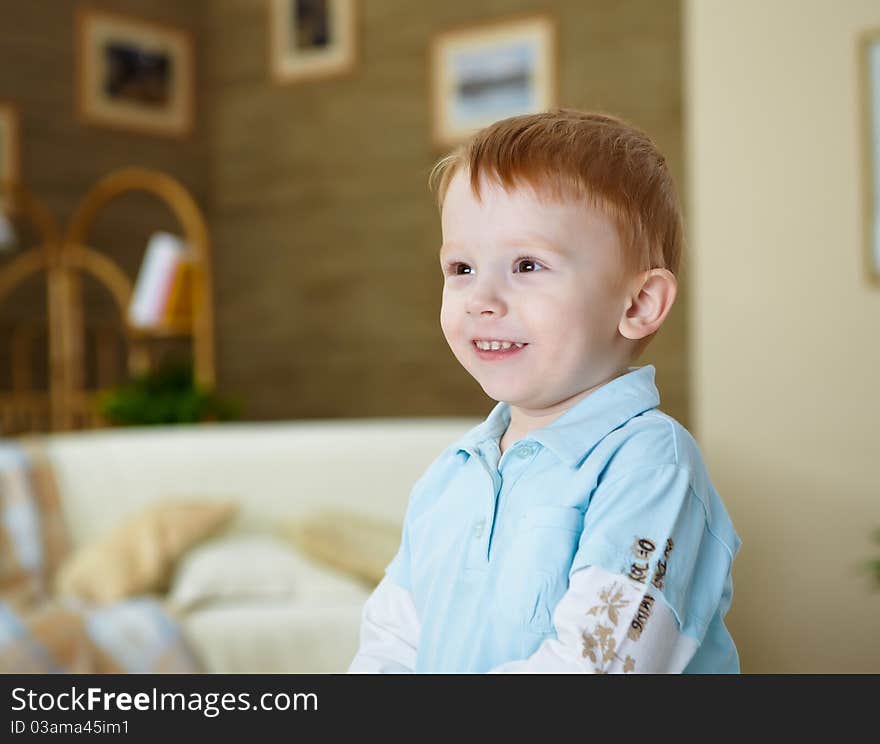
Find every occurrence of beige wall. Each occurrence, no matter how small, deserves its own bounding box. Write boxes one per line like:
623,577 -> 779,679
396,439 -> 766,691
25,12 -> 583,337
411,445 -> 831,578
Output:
685,0 -> 880,672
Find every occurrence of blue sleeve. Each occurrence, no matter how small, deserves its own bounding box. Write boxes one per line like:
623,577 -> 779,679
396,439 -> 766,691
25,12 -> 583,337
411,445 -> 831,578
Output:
569,463 -> 734,643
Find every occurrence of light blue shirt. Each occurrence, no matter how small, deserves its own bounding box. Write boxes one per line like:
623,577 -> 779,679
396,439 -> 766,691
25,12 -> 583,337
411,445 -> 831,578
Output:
385,364 -> 742,673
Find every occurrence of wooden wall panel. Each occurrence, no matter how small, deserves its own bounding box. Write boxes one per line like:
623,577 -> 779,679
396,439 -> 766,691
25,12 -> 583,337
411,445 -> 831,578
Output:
205,0 -> 689,424
0,0 -> 687,427
0,0 -> 207,394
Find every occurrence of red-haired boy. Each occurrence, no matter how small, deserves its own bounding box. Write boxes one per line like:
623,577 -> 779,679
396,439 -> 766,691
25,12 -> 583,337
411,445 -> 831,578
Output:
350,109 -> 741,674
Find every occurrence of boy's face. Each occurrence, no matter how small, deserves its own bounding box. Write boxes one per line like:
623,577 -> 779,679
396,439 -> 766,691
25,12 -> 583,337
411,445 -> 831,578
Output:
439,168 -> 634,418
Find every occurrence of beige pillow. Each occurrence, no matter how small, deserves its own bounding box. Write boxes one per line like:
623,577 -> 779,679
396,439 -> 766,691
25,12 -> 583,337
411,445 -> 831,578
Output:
167,534 -> 369,612
282,508 -> 401,586
54,499 -> 237,604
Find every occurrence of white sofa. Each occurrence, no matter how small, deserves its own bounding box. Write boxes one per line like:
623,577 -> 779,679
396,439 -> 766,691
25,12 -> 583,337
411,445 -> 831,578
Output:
37,417 -> 480,674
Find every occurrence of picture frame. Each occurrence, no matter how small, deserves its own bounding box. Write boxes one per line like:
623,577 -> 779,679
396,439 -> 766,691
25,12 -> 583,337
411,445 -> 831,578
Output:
75,8 -> 194,139
429,12 -> 559,151
0,102 -> 20,214
269,0 -> 358,85
860,29 -> 880,286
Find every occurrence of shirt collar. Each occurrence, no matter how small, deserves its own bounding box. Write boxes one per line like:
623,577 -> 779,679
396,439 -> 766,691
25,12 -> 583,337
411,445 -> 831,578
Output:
452,364 -> 661,468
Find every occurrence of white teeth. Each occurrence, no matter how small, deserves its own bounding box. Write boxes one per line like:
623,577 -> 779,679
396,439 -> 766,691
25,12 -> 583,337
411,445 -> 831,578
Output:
474,340 -> 525,351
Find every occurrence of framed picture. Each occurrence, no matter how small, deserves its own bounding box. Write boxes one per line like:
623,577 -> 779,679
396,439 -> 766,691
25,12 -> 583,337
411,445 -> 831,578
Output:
429,13 -> 559,150
0,102 -> 19,214
860,29 -> 880,286
269,0 -> 358,84
75,8 -> 194,138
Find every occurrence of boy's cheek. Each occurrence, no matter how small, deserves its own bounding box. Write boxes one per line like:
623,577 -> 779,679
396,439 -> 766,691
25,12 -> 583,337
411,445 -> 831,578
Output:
438,301 -> 458,337
438,313 -> 457,352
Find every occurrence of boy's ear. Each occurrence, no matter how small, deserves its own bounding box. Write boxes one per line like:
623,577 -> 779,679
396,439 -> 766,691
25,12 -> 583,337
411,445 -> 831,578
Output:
618,269 -> 678,341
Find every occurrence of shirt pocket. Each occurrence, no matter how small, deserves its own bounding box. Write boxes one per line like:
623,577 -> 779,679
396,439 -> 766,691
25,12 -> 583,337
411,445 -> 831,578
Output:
493,505 -> 584,634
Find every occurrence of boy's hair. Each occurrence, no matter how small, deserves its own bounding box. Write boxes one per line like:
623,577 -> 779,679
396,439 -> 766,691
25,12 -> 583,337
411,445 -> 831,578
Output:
428,108 -> 683,359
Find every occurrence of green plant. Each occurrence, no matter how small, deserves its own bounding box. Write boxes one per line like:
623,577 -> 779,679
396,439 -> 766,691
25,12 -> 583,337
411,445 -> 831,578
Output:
97,360 -> 242,425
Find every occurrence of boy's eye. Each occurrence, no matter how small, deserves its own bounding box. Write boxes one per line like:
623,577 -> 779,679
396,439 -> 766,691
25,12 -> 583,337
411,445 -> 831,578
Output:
447,262 -> 472,275
515,258 -> 544,273
444,258 -> 544,275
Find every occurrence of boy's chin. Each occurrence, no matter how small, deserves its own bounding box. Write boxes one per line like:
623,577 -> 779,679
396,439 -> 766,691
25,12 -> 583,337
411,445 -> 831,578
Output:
477,385 -> 508,403
477,381 -> 532,406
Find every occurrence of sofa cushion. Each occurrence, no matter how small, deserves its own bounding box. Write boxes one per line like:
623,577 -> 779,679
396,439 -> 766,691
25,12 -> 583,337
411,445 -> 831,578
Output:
166,533 -> 367,612
176,597 -> 369,674
54,499 -> 237,604
0,441 -> 69,608
283,508 -> 401,586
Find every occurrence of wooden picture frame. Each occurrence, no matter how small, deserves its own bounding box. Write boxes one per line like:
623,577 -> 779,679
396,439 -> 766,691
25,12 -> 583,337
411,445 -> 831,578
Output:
0,102 -> 20,215
75,7 -> 194,139
860,28 -> 880,286
429,12 -> 559,151
269,0 -> 358,85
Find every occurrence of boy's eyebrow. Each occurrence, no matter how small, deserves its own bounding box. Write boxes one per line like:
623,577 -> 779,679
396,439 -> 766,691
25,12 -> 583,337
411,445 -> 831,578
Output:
439,236 -> 566,259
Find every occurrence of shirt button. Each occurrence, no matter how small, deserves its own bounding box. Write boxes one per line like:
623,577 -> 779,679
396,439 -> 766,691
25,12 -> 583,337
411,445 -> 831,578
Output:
473,519 -> 485,538
516,443 -> 537,458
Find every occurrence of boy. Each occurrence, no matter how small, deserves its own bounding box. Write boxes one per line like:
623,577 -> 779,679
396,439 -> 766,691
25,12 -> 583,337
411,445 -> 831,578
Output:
348,108 -> 741,674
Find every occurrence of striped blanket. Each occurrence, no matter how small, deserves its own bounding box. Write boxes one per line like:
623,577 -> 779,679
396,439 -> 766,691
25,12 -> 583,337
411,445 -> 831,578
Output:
0,440 -> 202,673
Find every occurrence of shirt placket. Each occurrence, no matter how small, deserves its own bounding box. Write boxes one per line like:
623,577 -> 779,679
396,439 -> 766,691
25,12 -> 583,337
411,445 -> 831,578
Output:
466,440 -> 540,567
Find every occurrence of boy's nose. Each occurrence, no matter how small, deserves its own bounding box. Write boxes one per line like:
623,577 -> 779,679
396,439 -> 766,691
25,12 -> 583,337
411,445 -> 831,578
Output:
465,276 -> 507,316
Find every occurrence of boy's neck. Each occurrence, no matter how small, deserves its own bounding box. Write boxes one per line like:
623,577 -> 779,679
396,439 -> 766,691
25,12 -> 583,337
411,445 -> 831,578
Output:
498,366 -> 631,454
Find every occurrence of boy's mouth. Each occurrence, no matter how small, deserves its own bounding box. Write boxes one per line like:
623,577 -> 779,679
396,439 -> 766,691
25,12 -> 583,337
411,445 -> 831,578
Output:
471,339 -> 528,360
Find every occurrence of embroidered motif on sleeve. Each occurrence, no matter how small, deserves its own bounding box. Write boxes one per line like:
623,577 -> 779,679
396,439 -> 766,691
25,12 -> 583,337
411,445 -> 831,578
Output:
581,581 -> 638,674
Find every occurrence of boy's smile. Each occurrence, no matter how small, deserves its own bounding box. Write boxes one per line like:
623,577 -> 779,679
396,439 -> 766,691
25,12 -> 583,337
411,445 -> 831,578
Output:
471,338 -> 528,360
439,168 -> 637,436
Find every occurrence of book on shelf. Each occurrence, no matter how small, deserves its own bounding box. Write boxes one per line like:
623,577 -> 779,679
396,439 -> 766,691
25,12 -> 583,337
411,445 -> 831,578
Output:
161,260 -> 193,324
127,231 -> 194,330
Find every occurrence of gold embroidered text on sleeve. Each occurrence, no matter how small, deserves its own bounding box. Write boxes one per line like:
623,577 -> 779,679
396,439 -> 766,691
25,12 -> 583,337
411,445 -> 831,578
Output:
651,538 -> 674,591
628,537 -> 656,584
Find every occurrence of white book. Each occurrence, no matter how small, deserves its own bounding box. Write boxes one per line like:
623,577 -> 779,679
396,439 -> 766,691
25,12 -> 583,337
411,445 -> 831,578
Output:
128,232 -> 189,328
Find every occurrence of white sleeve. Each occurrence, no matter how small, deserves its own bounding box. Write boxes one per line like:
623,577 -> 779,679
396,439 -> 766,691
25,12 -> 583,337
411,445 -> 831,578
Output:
347,576 -> 421,674
487,565 -> 699,674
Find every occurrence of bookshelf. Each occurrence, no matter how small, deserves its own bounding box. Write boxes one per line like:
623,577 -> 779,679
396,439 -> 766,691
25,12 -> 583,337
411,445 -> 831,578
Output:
0,167 -> 215,434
